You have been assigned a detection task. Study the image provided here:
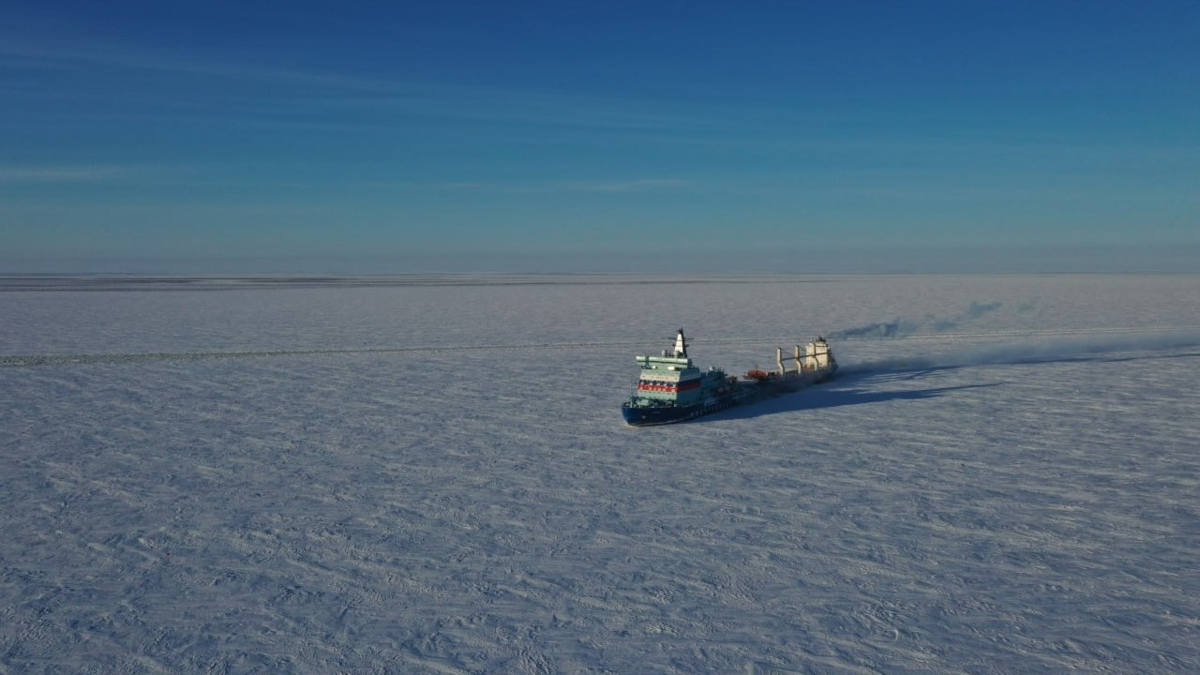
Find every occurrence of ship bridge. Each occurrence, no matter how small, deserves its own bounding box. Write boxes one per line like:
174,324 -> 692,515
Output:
631,330 -> 715,405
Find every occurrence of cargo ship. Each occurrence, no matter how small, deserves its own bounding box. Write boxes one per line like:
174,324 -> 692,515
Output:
621,329 -> 837,426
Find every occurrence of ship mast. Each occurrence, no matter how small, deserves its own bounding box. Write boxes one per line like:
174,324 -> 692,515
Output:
673,329 -> 688,358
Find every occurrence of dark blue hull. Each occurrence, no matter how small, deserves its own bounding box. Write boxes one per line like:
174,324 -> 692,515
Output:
621,391 -> 743,427
621,402 -> 702,426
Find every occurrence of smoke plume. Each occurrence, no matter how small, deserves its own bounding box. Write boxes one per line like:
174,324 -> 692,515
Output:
844,330 -> 1200,375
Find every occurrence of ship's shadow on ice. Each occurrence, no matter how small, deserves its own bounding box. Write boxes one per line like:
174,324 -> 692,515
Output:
704,377 -> 1002,422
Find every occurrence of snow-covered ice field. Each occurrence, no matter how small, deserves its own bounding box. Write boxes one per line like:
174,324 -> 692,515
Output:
2,273 -> 1199,674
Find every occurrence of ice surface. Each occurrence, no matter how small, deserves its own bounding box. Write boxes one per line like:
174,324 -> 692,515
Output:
2,274 -> 1199,673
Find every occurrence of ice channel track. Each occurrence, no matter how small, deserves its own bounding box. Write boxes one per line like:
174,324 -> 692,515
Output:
4,325 -> 1198,368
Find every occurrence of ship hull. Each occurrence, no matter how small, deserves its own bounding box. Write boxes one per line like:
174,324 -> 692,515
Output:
622,365 -> 836,426
620,402 -> 704,426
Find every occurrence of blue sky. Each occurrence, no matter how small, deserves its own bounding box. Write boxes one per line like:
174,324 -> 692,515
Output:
2,1 -> 1197,272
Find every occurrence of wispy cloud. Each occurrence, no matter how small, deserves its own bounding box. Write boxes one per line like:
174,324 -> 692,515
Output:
0,39 -> 388,92
0,166 -> 146,184
400,179 -> 692,194
555,179 -> 690,193
0,37 -> 719,136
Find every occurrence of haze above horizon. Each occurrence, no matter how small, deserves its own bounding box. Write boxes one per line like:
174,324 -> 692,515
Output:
2,1 -> 1197,274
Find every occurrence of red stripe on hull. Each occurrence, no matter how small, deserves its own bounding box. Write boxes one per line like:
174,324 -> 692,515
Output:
637,379 -> 702,393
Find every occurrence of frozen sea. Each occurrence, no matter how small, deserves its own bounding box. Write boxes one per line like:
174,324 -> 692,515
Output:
2,273 -> 1199,674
